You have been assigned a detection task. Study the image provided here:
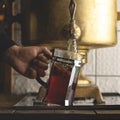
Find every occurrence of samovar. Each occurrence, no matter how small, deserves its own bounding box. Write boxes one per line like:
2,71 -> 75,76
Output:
21,0 -> 117,105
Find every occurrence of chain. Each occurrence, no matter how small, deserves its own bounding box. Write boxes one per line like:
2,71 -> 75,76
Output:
68,0 -> 78,53
62,0 -> 81,55
69,0 -> 76,22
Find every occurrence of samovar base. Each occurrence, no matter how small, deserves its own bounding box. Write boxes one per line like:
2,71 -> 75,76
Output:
75,84 -> 105,104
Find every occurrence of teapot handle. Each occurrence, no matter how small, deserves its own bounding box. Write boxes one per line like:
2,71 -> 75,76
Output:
36,49 -> 54,89
36,75 -> 48,88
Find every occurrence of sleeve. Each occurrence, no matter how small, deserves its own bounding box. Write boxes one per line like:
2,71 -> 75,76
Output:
0,26 -> 16,55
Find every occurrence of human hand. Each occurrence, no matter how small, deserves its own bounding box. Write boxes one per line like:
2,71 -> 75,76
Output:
3,45 -> 52,79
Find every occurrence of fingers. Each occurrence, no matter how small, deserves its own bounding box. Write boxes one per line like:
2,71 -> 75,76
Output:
37,54 -> 50,64
33,56 -> 49,70
24,67 -> 46,79
24,67 -> 37,79
38,47 -> 52,57
32,54 -> 50,78
37,69 -> 46,77
26,46 -> 52,78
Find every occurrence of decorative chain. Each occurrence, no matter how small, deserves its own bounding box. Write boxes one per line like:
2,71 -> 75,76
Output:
69,0 -> 76,22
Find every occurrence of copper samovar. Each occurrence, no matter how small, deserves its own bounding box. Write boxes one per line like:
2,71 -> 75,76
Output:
22,0 -> 117,104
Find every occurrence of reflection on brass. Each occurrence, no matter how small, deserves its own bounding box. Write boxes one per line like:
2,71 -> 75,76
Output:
62,0 -> 81,41
77,49 -> 105,103
117,12 -> 120,20
78,70 -> 92,85
24,0 -> 117,49
75,84 -> 105,104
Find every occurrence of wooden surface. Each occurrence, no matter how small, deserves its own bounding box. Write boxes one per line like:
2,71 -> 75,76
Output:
0,62 -> 13,94
0,94 -> 24,107
0,94 -> 120,120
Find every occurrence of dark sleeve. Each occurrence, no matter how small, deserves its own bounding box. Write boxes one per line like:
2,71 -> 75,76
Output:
0,26 -> 16,55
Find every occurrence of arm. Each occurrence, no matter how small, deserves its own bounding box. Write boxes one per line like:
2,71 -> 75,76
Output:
0,24 -> 16,55
0,24 -> 52,79
3,45 -> 52,79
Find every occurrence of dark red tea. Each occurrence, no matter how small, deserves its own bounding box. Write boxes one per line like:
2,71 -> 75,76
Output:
45,63 -> 71,105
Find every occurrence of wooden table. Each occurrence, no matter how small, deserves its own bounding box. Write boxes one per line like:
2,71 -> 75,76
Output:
0,93 -> 120,120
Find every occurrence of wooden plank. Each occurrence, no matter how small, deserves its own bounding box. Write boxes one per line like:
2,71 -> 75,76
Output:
0,62 -> 13,94
3,63 -> 14,94
14,109 -> 96,120
96,110 -> 120,114
0,109 -> 15,114
0,94 -> 25,107
0,62 -> 4,92
15,110 -> 55,114
54,110 -> 95,115
15,110 -> 95,115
